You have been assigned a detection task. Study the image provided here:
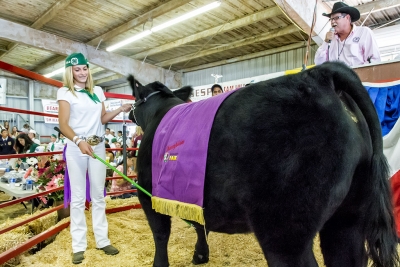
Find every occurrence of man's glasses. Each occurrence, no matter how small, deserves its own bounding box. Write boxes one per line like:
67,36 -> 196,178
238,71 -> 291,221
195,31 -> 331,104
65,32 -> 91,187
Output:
330,15 -> 346,22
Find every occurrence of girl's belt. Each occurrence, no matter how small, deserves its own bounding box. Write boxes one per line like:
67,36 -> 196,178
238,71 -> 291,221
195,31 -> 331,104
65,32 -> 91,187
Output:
79,135 -> 104,146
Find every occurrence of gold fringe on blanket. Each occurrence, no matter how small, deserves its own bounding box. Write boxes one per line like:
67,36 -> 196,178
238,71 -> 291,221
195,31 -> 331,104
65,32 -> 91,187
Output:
152,196 -> 205,225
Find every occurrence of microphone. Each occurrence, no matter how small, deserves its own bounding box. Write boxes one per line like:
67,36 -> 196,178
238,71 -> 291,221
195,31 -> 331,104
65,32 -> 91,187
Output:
328,27 -> 335,50
54,126 -> 63,135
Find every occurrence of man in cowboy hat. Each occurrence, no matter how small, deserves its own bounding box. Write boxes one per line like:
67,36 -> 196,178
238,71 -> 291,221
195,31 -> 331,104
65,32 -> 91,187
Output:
315,2 -> 381,67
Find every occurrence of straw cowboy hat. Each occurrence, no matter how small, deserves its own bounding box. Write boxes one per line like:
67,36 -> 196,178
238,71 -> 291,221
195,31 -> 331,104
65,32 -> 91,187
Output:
323,2 -> 360,22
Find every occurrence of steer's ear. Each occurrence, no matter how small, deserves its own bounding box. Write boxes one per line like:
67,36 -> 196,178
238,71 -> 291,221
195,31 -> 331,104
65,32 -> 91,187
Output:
154,81 -> 174,96
173,86 -> 193,102
127,75 -> 144,98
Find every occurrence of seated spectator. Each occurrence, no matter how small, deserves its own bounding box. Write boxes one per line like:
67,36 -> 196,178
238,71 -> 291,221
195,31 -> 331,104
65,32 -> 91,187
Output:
132,126 -> 143,157
15,133 -> 39,167
28,130 -> 40,145
22,123 -> 30,133
105,128 -> 114,142
105,143 -> 114,163
56,132 -> 66,145
110,138 -> 117,149
116,131 -> 123,143
110,152 -> 136,199
9,126 -> 19,139
15,133 -> 39,154
47,134 -> 57,152
0,129 -> 16,155
114,142 -> 123,162
3,121 -> 9,131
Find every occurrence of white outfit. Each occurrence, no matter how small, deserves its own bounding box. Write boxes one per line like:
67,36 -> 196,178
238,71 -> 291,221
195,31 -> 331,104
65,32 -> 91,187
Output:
32,138 -> 40,145
104,134 -> 114,141
57,85 -> 110,253
56,138 -> 66,145
47,142 -> 56,152
314,24 -> 381,67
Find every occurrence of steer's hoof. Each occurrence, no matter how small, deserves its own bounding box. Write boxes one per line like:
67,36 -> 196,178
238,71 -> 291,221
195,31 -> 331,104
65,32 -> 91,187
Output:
192,253 -> 209,265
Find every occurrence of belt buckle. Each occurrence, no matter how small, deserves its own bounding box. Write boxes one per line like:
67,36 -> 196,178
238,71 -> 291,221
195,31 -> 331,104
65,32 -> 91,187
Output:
86,135 -> 102,146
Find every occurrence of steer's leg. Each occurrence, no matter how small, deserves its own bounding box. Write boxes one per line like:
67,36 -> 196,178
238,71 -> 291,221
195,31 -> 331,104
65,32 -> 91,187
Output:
319,208 -> 367,267
250,211 -> 318,267
191,224 -> 210,264
140,196 -> 171,267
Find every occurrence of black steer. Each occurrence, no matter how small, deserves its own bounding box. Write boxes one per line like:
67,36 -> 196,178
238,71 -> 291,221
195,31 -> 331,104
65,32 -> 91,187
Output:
128,62 -> 399,267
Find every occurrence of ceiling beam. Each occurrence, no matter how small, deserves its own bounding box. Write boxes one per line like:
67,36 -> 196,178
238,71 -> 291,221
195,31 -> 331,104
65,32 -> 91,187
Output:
32,0 -> 191,80
31,55 -> 66,73
0,0 -> 77,59
132,6 -> 281,59
0,18 -> 181,88
357,0 -> 400,15
181,42 -> 307,72
88,0 -> 192,47
95,74 -> 126,85
31,0 -> 77,29
274,0 -> 331,46
92,70 -> 116,80
157,24 -> 298,67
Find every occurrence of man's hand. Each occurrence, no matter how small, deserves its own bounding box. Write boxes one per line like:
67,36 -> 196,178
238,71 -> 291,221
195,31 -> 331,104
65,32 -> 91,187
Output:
325,30 -> 335,43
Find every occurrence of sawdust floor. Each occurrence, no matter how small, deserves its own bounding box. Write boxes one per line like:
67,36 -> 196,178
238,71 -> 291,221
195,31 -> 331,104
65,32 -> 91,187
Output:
16,202 -> 400,267
1,196 -> 397,267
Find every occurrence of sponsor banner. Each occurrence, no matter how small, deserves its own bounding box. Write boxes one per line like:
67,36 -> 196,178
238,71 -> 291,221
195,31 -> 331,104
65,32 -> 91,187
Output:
105,99 -> 123,120
105,99 -> 135,121
190,71 -> 285,102
42,99 -> 59,124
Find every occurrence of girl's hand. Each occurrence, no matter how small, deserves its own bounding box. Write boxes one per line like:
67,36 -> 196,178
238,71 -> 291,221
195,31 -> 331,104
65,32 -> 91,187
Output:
120,104 -> 132,113
78,141 -> 94,157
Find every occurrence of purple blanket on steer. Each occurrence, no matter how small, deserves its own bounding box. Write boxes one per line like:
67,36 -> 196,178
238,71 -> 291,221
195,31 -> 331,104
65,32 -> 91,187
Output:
151,91 -> 235,224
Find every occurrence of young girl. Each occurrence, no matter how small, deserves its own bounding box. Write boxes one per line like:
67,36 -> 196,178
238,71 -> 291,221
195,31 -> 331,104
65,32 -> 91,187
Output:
110,152 -> 136,199
57,52 -> 131,264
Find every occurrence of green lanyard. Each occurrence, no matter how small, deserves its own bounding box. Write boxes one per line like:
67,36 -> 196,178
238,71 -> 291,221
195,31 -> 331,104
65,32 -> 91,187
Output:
75,89 -> 101,104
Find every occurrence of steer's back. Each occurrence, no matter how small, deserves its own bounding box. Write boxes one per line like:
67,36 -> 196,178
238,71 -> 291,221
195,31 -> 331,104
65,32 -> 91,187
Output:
202,70 -> 371,234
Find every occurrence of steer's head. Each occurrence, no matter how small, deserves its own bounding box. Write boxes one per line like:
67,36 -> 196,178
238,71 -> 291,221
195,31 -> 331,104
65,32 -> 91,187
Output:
127,75 -> 192,131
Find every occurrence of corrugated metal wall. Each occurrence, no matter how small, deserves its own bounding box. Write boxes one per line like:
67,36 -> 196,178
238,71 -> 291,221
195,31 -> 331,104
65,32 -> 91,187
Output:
0,73 -> 59,138
1,45 -> 317,137
183,45 -> 317,87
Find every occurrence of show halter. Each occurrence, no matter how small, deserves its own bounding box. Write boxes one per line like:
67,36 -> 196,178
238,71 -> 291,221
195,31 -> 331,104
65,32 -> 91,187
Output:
132,91 -> 161,126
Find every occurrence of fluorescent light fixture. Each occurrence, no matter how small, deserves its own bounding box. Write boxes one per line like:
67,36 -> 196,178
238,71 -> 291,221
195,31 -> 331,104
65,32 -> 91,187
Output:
152,1 -> 221,32
106,30 -> 152,52
105,1 -> 221,51
44,67 -> 64,78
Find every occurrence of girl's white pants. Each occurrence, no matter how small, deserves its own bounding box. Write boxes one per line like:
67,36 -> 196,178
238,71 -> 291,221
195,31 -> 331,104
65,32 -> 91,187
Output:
65,141 -> 110,253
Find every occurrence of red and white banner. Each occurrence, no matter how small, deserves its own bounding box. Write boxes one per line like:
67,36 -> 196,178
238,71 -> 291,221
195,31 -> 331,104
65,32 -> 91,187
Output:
42,99 -> 59,124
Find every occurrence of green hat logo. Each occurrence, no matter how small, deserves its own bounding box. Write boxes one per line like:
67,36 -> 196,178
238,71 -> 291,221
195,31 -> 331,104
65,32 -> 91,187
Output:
65,53 -> 89,68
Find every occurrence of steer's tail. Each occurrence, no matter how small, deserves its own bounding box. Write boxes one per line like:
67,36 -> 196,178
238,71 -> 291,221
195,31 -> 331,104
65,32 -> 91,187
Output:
311,62 -> 399,267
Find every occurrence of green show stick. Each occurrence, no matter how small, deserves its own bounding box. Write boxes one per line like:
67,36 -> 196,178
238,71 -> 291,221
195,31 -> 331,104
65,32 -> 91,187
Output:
92,153 -> 152,198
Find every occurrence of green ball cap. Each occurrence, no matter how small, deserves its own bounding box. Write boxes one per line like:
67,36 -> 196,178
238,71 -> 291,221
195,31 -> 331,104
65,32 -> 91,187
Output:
65,53 -> 89,68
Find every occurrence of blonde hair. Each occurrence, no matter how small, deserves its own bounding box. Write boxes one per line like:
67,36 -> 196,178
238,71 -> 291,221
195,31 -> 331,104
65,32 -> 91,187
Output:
135,126 -> 144,136
63,66 -> 94,96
